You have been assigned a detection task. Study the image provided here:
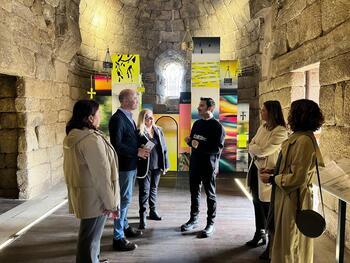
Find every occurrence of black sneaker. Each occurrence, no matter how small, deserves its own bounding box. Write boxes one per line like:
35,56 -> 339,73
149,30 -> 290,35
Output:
112,238 -> 137,251
180,218 -> 199,232
124,226 -> 143,238
149,210 -> 162,221
197,223 -> 214,238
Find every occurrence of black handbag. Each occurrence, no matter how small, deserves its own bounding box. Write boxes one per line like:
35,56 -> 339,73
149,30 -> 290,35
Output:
295,149 -> 326,238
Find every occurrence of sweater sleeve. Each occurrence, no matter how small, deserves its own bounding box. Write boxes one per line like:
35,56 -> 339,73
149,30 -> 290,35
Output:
197,122 -> 226,155
249,126 -> 288,158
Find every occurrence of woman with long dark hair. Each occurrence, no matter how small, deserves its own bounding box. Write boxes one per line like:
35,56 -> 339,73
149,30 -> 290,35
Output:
246,100 -> 288,259
137,109 -> 169,229
63,100 -> 119,263
261,99 -> 324,263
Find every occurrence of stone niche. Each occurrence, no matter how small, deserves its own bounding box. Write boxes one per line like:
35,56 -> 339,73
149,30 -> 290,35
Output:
0,74 -> 19,198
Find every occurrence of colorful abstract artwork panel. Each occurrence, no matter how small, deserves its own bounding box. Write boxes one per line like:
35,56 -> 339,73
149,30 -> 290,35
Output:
219,91 -> 238,173
237,103 -> 249,172
112,54 -> 140,84
95,75 -> 112,96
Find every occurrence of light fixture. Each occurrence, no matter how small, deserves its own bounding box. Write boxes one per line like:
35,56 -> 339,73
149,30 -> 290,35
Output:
103,47 -> 113,72
181,24 -> 193,52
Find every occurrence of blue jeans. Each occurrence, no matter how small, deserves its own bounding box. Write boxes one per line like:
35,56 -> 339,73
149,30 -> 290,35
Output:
113,169 -> 137,240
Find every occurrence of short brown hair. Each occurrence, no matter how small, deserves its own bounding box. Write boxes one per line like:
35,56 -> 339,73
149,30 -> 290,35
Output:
288,99 -> 324,132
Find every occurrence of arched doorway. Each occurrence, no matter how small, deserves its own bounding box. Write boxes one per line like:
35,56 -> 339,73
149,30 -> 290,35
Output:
155,116 -> 178,172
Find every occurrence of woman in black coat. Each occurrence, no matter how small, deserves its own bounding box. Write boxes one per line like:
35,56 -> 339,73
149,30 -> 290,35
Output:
137,109 -> 169,229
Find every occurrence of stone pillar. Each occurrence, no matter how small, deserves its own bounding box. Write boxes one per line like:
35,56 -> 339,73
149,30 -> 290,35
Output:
0,74 -> 19,198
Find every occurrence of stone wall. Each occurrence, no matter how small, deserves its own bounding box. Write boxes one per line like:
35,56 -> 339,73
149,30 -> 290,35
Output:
0,0 -> 81,198
258,0 -> 350,249
78,0 -> 264,132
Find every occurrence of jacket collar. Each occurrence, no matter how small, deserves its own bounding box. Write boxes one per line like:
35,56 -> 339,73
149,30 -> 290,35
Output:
117,109 -> 137,132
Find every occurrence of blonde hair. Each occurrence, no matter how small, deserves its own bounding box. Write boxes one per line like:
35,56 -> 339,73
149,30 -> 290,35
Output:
138,109 -> 153,136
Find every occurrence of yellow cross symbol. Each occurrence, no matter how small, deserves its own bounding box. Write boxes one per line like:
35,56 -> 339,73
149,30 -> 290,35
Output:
87,87 -> 96,99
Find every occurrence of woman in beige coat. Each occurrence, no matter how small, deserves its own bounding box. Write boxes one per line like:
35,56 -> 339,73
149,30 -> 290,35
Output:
63,100 -> 120,263
246,101 -> 288,259
261,99 -> 324,263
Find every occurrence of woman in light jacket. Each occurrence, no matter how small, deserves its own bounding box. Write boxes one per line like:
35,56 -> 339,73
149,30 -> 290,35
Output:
137,109 -> 169,229
246,100 -> 288,259
261,99 -> 324,263
63,100 -> 119,263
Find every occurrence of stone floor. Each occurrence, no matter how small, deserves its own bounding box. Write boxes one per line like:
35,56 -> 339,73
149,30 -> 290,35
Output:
0,176 -> 348,263
0,199 -> 24,215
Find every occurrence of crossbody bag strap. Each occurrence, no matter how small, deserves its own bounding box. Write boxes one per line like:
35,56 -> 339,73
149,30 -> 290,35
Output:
297,135 -> 325,219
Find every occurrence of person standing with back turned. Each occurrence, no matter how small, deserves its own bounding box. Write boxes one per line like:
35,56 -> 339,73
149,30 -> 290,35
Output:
109,89 -> 150,251
181,97 -> 225,238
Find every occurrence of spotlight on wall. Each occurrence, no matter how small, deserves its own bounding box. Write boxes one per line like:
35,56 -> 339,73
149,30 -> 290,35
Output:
181,25 -> 193,52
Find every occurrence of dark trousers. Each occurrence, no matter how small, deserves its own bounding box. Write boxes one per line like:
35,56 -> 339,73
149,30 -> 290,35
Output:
250,163 -> 270,231
138,169 -> 161,214
190,169 -> 217,224
76,215 -> 107,263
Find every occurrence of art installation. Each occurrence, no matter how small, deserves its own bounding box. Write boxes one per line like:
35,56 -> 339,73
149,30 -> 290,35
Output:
220,60 -> 240,89
191,37 -> 220,121
94,75 -> 112,136
179,92 -> 191,171
154,114 -> 179,172
219,90 -> 238,173
236,103 -> 249,172
111,54 -> 141,121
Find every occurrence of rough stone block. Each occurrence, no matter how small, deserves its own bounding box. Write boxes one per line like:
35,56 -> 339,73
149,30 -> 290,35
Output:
286,2 -> 322,49
19,78 -> 55,99
37,125 -> 56,148
55,123 -> 66,145
0,113 -> 17,129
272,23 -> 288,58
17,148 -> 49,170
335,82 -> 345,126
319,126 -> 350,161
320,52 -> 350,86
0,154 -> 5,169
159,31 -> 181,42
54,59 -> 68,82
18,128 -> 39,153
70,86 -> 83,100
321,0 -> 350,33
58,110 -> 72,122
26,163 -> 51,188
0,75 -> 17,98
17,112 -> 43,128
5,153 -> 17,168
272,19 -> 350,77
319,85 -> 335,125
0,98 -> 16,112
291,86 -> 306,102
15,97 -> 41,112
0,168 -> 17,188
48,145 -> 63,161
35,54 -> 55,80
0,129 -> 18,153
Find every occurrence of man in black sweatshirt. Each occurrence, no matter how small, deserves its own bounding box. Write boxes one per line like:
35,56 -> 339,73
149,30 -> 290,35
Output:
181,97 -> 226,238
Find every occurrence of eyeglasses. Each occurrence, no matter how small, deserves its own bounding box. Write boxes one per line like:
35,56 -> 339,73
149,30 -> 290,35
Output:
145,116 -> 154,120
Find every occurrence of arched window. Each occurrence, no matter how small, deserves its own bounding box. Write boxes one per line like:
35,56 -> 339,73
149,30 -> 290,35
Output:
163,62 -> 184,98
154,50 -> 187,104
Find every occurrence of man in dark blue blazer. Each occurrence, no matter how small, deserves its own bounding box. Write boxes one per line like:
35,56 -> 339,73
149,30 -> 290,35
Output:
109,89 -> 150,251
